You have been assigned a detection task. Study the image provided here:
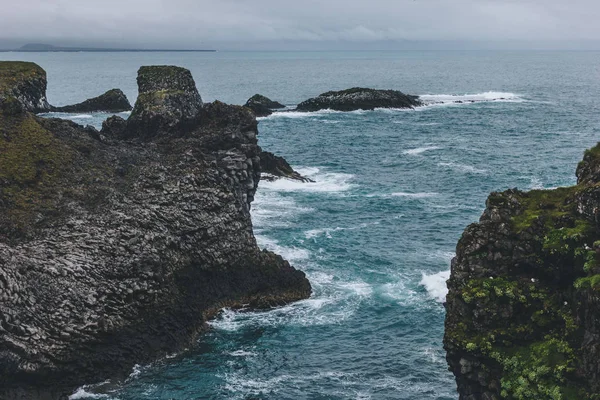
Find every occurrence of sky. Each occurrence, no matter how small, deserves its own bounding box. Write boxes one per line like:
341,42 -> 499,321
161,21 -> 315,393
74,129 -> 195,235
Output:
0,0 -> 599,50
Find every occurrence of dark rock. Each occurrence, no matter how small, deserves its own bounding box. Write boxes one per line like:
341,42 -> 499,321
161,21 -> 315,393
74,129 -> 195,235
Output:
52,89 -> 132,113
0,61 -> 51,113
0,62 -> 311,399
260,151 -> 313,182
445,145 -> 600,399
244,94 -> 285,117
296,87 -> 421,112
125,65 -> 204,139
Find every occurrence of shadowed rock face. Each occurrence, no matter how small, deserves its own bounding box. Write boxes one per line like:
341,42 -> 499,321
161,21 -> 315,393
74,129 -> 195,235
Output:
296,87 -> 421,112
244,94 -> 285,117
0,63 -> 310,399
444,145 -> 600,399
52,89 -> 132,113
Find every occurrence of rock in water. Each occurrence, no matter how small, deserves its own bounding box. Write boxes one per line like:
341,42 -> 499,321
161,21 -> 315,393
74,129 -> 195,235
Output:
0,62 -> 311,399
444,144 -> 600,399
126,65 -> 204,139
244,94 -> 285,117
52,89 -> 132,113
0,61 -> 51,113
260,151 -> 313,182
295,87 -> 421,112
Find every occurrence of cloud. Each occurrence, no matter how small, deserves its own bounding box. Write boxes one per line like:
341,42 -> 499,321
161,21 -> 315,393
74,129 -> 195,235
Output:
0,0 -> 599,47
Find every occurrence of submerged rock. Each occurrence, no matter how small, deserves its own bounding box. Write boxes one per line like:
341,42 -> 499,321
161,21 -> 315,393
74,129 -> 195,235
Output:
444,144 -> 600,399
244,94 -> 285,117
296,87 -> 421,112
260,151 -> 313,182
52,88 -> 132,113
0,62 -> 311,399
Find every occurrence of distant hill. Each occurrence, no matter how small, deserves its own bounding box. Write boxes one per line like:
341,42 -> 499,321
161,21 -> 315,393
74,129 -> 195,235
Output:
3,43 -> 216,52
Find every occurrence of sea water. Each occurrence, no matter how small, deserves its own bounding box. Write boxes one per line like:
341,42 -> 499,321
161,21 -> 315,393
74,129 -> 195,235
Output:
3,50 -> 600,399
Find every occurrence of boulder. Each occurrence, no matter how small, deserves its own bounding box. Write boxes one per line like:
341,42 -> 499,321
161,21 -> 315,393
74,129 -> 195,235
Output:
244,94 -> 285,117
52,89 -> 132,113
0,61 -> 51,113
296,87 -> 421,112
260,151 -> 313,182
0,62 -> 311,399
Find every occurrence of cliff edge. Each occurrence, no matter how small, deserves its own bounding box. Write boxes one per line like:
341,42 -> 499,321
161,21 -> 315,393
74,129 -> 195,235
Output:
444,145 -> 600,399
0,62 -> 311,399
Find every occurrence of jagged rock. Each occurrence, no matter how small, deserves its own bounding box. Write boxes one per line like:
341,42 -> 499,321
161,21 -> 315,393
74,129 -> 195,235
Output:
0,61 -> 51,113
0,62 -> 311,399
244,94 -> 285,117
52,89 -> 132,113
260,151 -> 313,182
296,87 -> 421,112
444,144 -> 600,399
125,65 -> 204,139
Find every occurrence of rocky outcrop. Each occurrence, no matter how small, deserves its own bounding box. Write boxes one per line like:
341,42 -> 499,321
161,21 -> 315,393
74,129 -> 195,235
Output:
296,87 -> 421,112
0,61 -> 51,113
260,151 -> 313,182
125,65 -> 204,139
244,94 -> 285,117
444,145 -> 600,399
0,62 -> 311,399
52,89 -> 132,113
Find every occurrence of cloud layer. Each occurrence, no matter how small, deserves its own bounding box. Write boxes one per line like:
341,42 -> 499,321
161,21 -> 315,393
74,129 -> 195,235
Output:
1,0 -> 598,48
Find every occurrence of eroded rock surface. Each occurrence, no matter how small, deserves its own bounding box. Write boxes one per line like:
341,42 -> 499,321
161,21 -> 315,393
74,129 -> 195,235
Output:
0,62 -> 311,399
260,151 -> 313,182
0,61 -> 51,113
445,145 -> 600,399
296,87 -> 421,112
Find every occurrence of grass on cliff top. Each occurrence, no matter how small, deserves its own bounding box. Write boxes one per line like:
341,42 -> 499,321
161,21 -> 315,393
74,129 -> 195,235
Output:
0,61 -> 45,93
0,111 -> 72,232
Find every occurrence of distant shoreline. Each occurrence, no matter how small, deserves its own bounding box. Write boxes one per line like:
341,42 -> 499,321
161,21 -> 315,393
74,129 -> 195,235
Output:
0,49 -> 217,53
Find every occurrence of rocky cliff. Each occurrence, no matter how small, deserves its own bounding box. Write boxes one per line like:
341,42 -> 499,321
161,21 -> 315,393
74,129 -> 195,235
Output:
0,62 -> 311,399
444,146 -> 600,399
296,87 -> 421,112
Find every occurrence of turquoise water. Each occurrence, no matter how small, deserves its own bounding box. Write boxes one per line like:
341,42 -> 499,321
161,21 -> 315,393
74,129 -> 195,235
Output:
3,51 -> 600,399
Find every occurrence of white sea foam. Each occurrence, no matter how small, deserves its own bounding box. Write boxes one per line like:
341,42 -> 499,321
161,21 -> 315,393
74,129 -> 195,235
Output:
402,146 -> 441,155
258,167 -> 355,193
420,270 -> 451,303
438,162 -> 487,174
69,387 -> 110,399
229,350 -> 257,357
390,192 -> 438,198
254,233 -> 311,262
419,91 -> 523,104
65,114 -> 94,119
304,221 -> 380,239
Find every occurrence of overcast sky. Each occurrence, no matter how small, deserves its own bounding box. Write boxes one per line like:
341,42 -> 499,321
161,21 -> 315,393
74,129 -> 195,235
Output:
1,0 -> 599,49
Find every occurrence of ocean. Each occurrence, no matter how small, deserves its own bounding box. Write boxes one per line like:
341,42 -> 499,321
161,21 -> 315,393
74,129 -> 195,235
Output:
2,50 -> 600,399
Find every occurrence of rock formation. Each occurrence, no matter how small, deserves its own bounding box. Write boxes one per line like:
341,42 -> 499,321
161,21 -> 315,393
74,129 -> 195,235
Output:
52,89 -> 132,113
244,94 -> 285,117
0,62 -> 311,399
444,145 -> 600,399
260,151 -> 313,182
296,87 -> 421,112
0,61 -> 51,113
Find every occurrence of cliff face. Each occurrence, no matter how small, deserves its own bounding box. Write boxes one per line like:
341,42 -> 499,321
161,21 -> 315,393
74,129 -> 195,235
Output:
444,146 -> 600,399
0,61 -> 51,113
0,62 -> 311,399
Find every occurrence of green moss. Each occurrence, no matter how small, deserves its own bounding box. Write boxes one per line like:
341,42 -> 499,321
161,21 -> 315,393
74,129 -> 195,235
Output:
0,112 -> 72,230
574,274 -> 600,290
0,61 -> 45,94
511,187 -> 581,233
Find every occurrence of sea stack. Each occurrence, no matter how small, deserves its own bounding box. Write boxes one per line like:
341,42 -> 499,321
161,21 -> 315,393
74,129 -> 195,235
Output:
444,144 -> 600,398
296,87 -> 421,112
0,62 -> 311,399
52,88 -> 132,113
244,94 -> 286,117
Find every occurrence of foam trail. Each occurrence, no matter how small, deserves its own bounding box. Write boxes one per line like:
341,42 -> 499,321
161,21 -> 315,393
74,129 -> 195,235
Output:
419,91 -> 522,104
420,270 -> 451,303
391,192 -> 438,198
438,162 -> 487,174
69,388 -> 110,399
258,167 -> 355,193
402,146 -> 441,155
